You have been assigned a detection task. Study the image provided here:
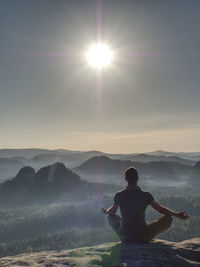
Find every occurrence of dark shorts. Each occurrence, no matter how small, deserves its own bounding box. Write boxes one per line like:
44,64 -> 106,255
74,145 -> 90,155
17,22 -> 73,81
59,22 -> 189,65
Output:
107,214 -> 172,242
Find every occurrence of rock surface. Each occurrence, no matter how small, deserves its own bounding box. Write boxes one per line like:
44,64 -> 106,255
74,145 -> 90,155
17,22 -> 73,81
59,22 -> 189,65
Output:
0,238 -> 199,267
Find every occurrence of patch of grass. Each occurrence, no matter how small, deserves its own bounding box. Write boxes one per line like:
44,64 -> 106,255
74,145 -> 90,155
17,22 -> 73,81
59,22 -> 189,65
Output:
101,243 -> 122,267
88,243 -> 122,267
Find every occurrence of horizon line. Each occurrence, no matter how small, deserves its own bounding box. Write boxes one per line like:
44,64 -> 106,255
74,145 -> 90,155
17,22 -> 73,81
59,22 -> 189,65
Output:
0,147 -> 199,154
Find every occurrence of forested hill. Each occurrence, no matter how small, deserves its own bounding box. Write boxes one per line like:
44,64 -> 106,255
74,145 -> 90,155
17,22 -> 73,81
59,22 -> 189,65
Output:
0,149 -> 198,182
76,155 -> 197,179
0,163 -> 83,206
0,162 -> 118,207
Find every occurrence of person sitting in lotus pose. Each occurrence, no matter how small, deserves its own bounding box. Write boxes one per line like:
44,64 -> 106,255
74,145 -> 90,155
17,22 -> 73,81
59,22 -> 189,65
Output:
105,167 -> 189,242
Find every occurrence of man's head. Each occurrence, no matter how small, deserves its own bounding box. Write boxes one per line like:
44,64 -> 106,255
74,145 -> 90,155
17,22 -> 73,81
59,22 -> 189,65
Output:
125,167 -> 138,185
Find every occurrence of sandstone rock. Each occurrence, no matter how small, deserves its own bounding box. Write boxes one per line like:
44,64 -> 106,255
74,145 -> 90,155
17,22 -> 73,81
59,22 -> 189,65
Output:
0,238 -> 199,266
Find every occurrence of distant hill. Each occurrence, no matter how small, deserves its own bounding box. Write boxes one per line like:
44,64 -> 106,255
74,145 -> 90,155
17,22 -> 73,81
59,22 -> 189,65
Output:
118,153 -> 195,165
0,149 -> 118,171
0,148 -> 197,165
0,149 -> 53,158
29,152 -> 107,169
75,156 -> 191,181
0,148 -> 108,160
76,156 -> 131,175
147,150 -> 200,161
0,148 -> 198,182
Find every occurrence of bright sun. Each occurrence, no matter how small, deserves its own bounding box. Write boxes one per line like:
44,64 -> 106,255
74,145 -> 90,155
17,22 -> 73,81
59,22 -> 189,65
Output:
86,43 -> 113,68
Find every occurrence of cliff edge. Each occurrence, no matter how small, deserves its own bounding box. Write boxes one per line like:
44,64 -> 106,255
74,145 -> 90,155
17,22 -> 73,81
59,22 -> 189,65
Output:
0,238 -> 199,267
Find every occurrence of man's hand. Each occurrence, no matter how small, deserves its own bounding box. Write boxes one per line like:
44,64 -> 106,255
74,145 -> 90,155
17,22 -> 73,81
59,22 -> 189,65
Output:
175,211 -> 189,220
151,201 -> 189,219
105,203 -> 118,215
101,207 -> 108,214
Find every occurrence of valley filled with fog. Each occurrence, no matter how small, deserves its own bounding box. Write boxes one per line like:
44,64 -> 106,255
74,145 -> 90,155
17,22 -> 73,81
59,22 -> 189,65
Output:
0,149 -> 199,257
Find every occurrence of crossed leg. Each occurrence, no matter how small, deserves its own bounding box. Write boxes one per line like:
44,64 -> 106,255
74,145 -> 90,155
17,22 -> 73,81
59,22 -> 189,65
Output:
107,214 -> 121,235
147,215 -> 173,241
107,214 -> 173,242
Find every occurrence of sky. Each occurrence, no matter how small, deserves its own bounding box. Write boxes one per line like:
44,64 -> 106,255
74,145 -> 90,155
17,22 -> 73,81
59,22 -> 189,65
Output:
0,0 -> 200,153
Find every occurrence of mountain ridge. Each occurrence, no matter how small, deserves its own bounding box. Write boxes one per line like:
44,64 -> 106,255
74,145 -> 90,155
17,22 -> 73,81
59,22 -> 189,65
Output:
76,155 -> 195,180
0,148 -> 198,182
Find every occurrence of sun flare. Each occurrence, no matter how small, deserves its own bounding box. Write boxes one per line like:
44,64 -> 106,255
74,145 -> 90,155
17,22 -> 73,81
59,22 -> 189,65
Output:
86,43 -> 113,68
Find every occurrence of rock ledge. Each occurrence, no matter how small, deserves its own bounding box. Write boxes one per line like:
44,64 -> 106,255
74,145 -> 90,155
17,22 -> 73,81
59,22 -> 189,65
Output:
0,238 -> 199,266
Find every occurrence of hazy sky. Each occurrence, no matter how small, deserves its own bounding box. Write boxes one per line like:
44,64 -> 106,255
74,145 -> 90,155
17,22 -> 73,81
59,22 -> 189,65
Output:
0,0 -> 200,153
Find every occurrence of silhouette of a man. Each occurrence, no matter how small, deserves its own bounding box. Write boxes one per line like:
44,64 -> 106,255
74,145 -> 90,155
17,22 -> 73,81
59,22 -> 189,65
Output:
106,167 -> 189,242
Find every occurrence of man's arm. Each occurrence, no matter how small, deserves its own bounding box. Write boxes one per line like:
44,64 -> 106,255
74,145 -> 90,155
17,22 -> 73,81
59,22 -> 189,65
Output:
151,200 -> 189,219
106,203 -> 118,215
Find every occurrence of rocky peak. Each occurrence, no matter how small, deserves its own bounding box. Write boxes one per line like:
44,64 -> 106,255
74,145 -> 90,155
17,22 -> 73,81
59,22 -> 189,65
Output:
2,166 -> 35,190
33,162 -> 82,190
15,166 -> 35,180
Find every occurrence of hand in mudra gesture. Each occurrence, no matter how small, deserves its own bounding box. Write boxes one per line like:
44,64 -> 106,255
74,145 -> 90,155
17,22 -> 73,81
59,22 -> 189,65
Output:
176,211 -> 189,220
